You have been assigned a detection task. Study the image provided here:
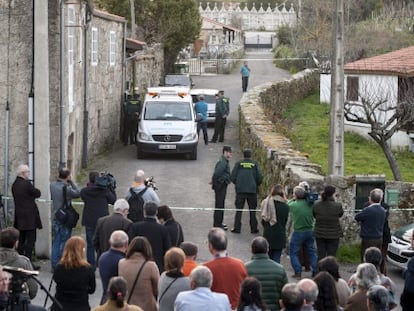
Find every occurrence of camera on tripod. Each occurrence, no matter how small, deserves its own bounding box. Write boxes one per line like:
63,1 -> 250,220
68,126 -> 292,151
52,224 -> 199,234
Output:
2,266 -> 46,311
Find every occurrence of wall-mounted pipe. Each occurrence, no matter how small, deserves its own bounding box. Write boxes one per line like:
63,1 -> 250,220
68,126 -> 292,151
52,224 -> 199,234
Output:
59,0 -> 66,169
3,102 -> 10,224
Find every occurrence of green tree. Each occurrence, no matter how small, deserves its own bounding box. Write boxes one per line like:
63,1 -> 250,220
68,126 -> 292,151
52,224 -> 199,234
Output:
95,0 -> 201,74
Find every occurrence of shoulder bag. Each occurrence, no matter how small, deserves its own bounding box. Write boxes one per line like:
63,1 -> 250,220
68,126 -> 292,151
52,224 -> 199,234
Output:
127,260 -> 148,303
158,277 -> 178,303
54,185 -> 79,228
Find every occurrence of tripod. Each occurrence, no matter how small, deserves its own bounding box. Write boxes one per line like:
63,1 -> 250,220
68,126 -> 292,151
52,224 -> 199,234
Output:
4,268 -> 59,311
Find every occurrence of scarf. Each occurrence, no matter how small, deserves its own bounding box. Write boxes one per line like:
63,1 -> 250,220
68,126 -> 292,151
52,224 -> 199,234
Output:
261,195 -> 286,226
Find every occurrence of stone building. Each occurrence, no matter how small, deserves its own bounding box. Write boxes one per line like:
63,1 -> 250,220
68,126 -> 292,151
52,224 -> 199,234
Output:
0,1 -> 163,256
199,2 -> 297,31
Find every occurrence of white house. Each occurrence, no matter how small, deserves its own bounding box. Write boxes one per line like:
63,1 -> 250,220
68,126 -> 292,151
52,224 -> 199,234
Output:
320,46 -> 414,151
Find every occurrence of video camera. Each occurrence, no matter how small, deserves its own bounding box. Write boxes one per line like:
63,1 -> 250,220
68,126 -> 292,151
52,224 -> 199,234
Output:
95,172 -> 117,190
144,176 -> 158,191
299,181 -> 319,205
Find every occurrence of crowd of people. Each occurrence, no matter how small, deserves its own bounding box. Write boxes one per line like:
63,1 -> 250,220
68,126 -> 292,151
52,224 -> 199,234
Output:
1,162 -> 414,311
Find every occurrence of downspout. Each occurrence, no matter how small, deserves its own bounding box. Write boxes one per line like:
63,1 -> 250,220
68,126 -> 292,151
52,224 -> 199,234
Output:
59,0 -> 66,169
28,0 -> 35,183
121,22 -> 127,140
3,102 -> 10,224
3,0 -> 12,224
81,3 -> 92,168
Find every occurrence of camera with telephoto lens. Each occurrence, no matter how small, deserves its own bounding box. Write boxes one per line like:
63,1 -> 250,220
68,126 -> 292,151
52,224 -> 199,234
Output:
144,176 -> 158,190
95,172 -> 117,190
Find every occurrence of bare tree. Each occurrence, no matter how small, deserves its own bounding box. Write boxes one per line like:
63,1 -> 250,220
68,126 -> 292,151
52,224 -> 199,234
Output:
344,77 -> 414,180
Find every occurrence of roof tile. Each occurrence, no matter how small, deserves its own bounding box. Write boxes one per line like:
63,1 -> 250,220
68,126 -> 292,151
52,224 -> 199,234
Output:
344,46 -> 414,77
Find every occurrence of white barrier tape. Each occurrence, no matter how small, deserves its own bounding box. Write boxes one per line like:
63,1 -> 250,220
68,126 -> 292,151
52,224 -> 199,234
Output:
2,196 -> 414,212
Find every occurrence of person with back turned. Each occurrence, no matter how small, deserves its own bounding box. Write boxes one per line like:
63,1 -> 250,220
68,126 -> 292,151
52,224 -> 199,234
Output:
230,149 -> 263,234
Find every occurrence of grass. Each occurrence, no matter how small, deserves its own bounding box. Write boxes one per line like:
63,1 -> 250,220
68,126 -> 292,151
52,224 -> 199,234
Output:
337,244 -> 361,263
281,93 -> 414,182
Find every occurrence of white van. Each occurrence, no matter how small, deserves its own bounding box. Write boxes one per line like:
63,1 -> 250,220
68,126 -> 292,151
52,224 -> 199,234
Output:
137,87 -> 198,160
190,88 -> 219,124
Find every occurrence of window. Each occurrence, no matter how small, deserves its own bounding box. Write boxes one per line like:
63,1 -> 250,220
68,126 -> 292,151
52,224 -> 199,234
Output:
91,27 -> 98,66
67,6 -> 75,112
67,7 -> 75,67
346,76 -> 359,101
109,31 -> 116,66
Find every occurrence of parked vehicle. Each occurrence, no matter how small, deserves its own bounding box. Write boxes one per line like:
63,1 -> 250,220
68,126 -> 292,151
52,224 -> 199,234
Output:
190,88 -> 219,124
162,74 -> 194,88
387,223 -> 414,269
137,87 -> 198,160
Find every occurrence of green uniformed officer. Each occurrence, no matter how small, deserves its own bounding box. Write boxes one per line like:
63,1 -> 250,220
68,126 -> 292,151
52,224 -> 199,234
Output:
210,90 -> 229,143
230,148 -> 263,233
210,145 -> 233,230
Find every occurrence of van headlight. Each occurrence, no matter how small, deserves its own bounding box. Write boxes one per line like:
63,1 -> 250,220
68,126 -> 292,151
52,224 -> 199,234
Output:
139,132 -> 151,141
183,132 -> 197,141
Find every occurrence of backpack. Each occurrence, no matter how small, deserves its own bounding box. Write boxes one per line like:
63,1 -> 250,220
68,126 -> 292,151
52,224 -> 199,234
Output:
127,187 -> 148,222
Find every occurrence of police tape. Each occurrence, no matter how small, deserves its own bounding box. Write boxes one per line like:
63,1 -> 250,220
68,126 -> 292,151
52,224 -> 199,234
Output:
2,195 -> 414,212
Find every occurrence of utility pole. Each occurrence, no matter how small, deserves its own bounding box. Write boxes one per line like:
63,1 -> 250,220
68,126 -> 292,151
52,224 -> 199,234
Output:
328,0 -> 344,176
130,0 -> 136,37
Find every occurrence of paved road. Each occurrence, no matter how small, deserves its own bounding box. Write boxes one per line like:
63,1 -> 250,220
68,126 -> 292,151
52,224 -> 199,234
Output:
31,50 -> 404,310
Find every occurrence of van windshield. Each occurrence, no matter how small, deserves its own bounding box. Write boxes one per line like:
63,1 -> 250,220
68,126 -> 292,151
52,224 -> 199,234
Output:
144,101 -> 192,121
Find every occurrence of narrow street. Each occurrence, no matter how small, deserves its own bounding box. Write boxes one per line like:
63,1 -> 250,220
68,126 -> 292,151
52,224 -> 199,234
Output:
32,51 -> 404,310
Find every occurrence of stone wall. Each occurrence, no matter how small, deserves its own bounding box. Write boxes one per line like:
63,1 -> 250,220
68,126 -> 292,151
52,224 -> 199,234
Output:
238,70 -> 414,243
0,0 -> 34,190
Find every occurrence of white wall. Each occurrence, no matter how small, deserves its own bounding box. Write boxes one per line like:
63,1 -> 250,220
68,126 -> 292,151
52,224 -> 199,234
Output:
320,73 -> 413,150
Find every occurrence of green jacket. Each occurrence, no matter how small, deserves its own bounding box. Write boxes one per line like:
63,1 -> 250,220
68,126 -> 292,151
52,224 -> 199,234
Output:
288,199 -> 314,232
212,155 -> 230,188
231,158 -> 262,193
313,198 -> 343,239
245,253 -> 288,311
215,96 -> 229,117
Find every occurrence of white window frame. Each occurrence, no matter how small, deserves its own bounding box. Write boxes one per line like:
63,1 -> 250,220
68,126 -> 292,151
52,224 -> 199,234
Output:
67,6 -> 75,112
91,27 -> 98,66
109,31 -> 116,66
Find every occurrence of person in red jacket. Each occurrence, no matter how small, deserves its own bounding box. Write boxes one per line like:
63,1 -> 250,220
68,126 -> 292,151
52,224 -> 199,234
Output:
203,227 -> 247,309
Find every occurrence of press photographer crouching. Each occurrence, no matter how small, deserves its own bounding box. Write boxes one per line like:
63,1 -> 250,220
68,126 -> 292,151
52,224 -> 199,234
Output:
80,171 -> 117,270
0,228 -> 38,300
1,265 -> 46,311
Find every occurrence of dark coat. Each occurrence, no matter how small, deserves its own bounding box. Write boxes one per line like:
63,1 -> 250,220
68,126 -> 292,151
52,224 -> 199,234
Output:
51,264 -> 96,311
262,199 -> 290,250
313,197 -> 344,239
93,213 -> 132,258
11,176 -> 42,230
164,218 -> 184,247
231,158 -> 263,194
401,257 -> 414,311
128,217 -> 172,273
80,185 -> 116,228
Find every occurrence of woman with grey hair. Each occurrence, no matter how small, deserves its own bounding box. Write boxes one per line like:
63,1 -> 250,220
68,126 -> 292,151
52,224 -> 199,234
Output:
344,263 -> 379,311
366,285 -> 389,311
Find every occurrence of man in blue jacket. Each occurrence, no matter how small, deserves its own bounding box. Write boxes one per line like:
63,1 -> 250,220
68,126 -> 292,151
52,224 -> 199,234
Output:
355,188 -> 386,261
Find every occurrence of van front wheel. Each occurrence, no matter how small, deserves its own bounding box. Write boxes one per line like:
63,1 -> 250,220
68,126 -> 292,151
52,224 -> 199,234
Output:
189,147 -> 197,160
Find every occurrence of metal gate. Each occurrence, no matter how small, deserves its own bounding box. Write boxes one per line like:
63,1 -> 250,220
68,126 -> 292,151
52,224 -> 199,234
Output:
244,32 -> 273,49
187,58 -> 220,75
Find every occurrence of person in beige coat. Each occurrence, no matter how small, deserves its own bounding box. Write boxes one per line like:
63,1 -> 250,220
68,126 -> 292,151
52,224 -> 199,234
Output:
118,236 -> 159,311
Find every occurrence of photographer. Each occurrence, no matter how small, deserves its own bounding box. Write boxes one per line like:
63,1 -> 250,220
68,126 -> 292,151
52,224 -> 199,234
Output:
125,170 -> 160,205
50,168 -> 80,271
80,172 -> 117,270
0,228 -> 38,299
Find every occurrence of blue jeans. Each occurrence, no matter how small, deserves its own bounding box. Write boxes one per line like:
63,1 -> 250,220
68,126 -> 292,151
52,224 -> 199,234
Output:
85,226 -> 96,270
289,231 -> 317,274
51,219 -> 72,269
269,249 -> 282,264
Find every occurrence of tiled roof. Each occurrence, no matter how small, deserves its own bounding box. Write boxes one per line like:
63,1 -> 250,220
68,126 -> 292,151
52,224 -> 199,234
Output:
344,46 -> 414,77
93,9 -> 126,23
126,38 -> 146,51
202,16 -> 242,32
